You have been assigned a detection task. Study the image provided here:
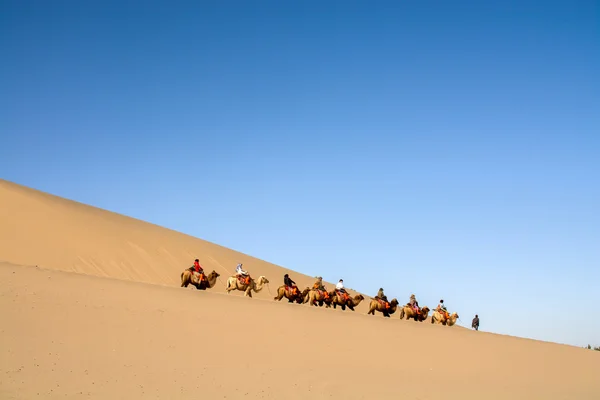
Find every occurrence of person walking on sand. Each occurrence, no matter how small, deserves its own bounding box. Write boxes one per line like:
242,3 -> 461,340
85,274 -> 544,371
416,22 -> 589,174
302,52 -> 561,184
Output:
472,315 -> 480,331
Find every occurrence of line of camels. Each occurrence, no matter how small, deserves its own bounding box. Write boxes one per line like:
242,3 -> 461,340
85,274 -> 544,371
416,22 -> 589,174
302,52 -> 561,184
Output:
180,268 -> 459,326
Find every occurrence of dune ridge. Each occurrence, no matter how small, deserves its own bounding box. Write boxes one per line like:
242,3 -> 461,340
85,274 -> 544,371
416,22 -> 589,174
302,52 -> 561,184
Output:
2,178 -> 600,399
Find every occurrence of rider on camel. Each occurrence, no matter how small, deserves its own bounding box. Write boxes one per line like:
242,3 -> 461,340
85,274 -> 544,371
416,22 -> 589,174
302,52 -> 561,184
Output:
313,276 -> 325,291
235,263 -> 250,284
188,259 -> 206,284
312,276 -> 329,299
409,294 -> 420,313
437,299 -> 449,319
189,259 -> 203,275
284,274 -> 298,295
336,279 -> 349,300
376,288 -> 388,302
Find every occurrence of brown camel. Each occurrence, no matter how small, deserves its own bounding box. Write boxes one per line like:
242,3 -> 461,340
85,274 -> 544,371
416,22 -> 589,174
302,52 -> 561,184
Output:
225,275 -> 269,297
303,288 -> 332,307
180,270 -> 220,290
274,286 -> 310,303
399,305 -> 430,322
431,310 -> 460,326
331,292 -> 365,311
367,298 -> 399,317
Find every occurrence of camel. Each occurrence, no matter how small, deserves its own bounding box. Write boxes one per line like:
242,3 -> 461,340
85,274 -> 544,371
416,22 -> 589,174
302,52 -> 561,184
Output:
367,298 -> 399,317
431,310 -> 459,326
303,288 -> 333,307
330,292 -> 365,311
399,305 -> 430,322
225,275 -> 269,297
180,269 -> 220,290
274,286 -> 310,303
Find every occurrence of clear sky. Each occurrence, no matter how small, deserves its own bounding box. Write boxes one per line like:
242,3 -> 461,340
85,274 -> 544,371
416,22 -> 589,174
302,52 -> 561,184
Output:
1,0 -> 599,347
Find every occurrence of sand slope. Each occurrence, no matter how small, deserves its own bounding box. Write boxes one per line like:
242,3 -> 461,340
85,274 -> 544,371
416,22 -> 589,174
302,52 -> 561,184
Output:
0,179 -> 360,302
2,179 -> 600,399
2,263 -> 599,399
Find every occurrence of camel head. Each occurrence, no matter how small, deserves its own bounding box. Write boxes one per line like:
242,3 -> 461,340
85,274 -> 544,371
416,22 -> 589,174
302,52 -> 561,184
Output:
208,270 -> 220,279
390,298 -> 399,306
257,276 -> 269,284
452,312 -> 459,319
355,294 -> 365,301
421,306 -> 430,315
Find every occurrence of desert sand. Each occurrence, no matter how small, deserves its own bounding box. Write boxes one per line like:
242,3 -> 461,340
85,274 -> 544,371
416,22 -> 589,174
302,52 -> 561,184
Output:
1,178 -> 599,399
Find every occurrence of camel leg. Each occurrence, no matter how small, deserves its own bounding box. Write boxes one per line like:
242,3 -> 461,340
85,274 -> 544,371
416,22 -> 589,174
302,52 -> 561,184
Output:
181,273 -> 191,288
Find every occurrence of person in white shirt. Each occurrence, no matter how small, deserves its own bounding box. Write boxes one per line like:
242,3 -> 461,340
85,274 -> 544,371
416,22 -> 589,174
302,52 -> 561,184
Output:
235,263 -> 248,276
336,279 -> 346,293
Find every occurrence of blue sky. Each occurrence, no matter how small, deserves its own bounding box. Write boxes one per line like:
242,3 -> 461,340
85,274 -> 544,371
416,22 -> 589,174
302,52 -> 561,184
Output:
1,0 -> 599,347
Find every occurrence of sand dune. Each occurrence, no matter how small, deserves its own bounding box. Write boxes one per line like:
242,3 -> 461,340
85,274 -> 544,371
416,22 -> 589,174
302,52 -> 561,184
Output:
1,179 -> 600,399
0,179 -> 357,301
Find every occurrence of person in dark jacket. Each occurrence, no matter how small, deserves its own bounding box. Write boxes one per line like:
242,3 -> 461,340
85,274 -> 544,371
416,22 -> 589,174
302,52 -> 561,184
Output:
376,288 -> 388,302
472,315 -> 480,331
284,274 -> 298,295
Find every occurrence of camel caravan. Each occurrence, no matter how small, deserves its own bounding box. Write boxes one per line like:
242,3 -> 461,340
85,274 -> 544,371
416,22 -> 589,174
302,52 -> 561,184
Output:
180,260 -> 460,326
